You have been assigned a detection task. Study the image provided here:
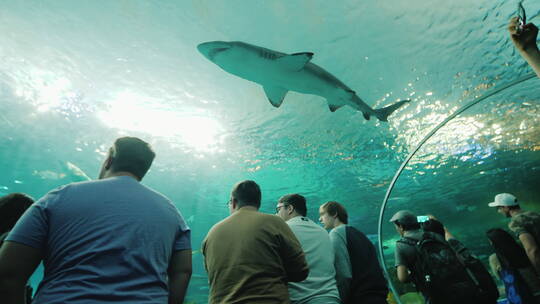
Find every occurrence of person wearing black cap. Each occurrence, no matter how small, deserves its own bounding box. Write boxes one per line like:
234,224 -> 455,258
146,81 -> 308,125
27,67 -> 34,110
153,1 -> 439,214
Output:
488,193 -> 540,274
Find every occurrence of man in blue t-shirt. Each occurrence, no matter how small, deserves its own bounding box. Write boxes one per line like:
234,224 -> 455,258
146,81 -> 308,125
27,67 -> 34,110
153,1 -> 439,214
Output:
0,137 -> 192,304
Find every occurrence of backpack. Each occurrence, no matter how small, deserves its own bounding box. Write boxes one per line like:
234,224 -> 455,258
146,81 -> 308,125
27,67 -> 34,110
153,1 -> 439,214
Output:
399,232 -> 477,304
448,239 -> 499,304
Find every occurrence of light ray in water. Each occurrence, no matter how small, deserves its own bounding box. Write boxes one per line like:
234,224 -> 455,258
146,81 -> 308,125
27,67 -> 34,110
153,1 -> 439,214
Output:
97,91 -> 224,152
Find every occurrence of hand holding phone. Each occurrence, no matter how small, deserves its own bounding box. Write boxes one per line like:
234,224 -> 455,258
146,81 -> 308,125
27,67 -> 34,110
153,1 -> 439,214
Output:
517,1 -> 527,34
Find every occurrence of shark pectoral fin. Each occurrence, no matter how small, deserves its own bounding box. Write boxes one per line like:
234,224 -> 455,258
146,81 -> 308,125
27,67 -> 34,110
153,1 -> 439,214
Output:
263,86 -> 288,108
277,52 -> 313,70
363,112 -> 370,120
328,103 -> 343,112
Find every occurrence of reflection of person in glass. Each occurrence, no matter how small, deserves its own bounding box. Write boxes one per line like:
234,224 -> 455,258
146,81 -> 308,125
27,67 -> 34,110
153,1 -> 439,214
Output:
508,15 -> 540,78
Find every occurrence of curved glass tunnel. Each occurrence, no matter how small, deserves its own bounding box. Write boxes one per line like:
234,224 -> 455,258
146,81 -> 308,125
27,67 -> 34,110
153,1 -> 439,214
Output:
0,1 -> 539,303
380,76 -> 540,303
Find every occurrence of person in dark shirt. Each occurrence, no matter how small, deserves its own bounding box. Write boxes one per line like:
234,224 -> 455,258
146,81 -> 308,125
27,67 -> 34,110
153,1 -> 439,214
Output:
319,201 -> 388,304
0,193 -> 34,304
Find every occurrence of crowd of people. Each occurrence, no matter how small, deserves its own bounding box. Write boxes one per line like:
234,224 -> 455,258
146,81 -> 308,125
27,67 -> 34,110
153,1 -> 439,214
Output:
390,191 -> 540,304
0,137 -> 388,304
0,15 -> 538,304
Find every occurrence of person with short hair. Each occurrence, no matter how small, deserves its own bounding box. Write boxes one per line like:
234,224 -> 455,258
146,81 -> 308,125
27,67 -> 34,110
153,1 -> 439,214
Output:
276,194 -> 340,304
319,201 -> 388,304
203,180 -> 309,304
488,193 -> 540,273
0,193 -> 34,243
0,137 -> 192,304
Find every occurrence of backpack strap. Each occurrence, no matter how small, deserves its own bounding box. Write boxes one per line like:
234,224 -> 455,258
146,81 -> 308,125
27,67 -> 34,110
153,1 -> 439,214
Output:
0,232 -> 8,245
397,236 -> 419,246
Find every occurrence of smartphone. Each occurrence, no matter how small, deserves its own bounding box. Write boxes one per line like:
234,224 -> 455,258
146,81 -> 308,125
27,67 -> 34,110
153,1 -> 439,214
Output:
417,215 -> 430,223
517,1 -> 526,34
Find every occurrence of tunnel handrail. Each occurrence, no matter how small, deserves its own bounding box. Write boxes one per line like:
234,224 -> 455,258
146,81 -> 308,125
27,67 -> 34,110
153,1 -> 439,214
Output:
377,72 -> 537,304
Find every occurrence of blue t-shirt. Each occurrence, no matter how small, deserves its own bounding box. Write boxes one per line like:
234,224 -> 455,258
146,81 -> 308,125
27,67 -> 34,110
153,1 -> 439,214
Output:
6,176 -> 191,303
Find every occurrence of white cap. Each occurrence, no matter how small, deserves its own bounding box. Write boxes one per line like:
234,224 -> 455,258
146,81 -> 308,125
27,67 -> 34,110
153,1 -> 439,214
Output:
488,193 -> 518,207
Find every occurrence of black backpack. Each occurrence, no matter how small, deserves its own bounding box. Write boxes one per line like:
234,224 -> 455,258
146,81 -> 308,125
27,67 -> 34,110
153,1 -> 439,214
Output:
447,239 -> 499,304
399,232 -> 478,304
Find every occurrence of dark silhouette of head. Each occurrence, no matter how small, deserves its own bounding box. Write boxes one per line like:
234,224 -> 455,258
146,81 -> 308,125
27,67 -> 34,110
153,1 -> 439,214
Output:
231,180 -> 261,209
0,193 -> 34,234
279,194 -> 307,217
422,219 -> 445,237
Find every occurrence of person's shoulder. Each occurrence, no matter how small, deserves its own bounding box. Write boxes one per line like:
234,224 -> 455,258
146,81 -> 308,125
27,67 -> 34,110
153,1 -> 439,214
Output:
37,181 -> 81,204
346,225 -> 368,237
61,178 -> 113,193
334,224 -> 348,235
205,216 -> 230,237
524,210 -> 540,219
261,213 -> 288,227
329,225 -> 347,241
509,214 -> 525,228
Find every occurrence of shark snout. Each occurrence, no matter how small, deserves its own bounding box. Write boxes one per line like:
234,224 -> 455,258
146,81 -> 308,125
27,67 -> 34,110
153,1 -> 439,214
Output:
197,41 -> 232,62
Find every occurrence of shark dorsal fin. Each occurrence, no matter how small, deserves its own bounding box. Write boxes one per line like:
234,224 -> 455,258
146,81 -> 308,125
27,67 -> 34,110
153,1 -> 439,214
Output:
263,86 -> 288,108
276,52 -> 314,70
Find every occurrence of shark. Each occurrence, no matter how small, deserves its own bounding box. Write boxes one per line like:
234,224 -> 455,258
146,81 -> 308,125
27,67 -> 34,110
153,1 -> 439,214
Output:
197,41 -> 409,121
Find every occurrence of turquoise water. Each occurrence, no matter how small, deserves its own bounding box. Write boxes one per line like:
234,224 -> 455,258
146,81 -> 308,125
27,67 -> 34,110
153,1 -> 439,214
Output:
1,1 -> 539,303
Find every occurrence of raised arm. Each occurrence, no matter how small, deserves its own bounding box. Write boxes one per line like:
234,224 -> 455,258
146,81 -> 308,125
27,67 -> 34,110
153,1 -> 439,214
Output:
508,17 -> 540,78
0,241 -> 42,304
519,233 -> 540,274
167,249 -> 192,304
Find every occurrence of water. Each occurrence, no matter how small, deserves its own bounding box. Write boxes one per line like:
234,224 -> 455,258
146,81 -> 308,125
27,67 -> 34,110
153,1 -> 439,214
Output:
1,1 -> 539,303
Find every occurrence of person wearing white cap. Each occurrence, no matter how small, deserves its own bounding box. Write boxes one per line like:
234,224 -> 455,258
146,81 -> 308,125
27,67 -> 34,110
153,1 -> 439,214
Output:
488,193 -> 540,273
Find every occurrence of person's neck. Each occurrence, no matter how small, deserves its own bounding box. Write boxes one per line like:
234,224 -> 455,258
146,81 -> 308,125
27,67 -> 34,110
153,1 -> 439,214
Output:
510,208 -> 523,217
288,213 -> 302,221
333,220 -> 345,228
102,171 -> 139,181
237,206 -> 258,212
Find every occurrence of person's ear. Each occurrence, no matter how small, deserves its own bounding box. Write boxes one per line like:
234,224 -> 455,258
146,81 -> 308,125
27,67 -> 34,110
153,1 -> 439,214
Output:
104,155 -> 114,170
287,205 -> 294,215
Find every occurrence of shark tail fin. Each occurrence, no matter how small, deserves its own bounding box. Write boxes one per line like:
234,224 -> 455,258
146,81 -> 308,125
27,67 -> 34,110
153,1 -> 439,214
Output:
373,100 -> 410,122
